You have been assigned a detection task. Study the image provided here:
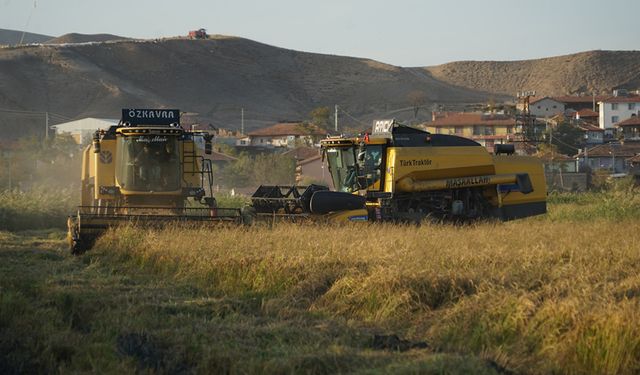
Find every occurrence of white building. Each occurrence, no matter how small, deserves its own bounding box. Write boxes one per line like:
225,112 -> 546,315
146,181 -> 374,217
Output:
529,97 -> 565,118
245,122 -> 327,149
52,118 -> 118,144
598,92 -> 640,132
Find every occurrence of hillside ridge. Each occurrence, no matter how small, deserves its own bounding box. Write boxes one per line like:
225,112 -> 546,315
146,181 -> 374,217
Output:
425,50 -> 640,96
1,29 -> 639,138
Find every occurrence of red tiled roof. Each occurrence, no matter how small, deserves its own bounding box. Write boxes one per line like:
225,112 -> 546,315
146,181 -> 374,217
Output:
282,146 -> 321,160
248,123 -> 328,137
615,116 -> 640,127
575,143 -> 640,158
536,153 -> 575,162
575,108 -> 599,118
577,123 -> 604,132
553,95 -> 608,104
428,113 -> 515,127
600,95 -> 640,103
529,96 -> 559,105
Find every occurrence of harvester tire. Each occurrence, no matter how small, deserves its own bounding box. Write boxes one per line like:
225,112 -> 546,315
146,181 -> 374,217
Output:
67,216 -> 89,255
70,239 -> 88,255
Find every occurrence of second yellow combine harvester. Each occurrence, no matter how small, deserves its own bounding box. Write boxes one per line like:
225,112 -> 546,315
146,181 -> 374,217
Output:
248,119 -> 547,222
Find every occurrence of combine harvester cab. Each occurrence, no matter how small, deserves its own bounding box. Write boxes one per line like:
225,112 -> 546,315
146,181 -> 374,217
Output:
315,119 -> 547,222
67,108 -> 241,254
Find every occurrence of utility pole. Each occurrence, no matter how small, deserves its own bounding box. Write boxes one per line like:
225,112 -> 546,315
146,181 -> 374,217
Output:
611,144 -> 616,173
334,105 -> 338,133
241,108 -> 244,136
584,134 -> 589,171
45,111 -> 49,140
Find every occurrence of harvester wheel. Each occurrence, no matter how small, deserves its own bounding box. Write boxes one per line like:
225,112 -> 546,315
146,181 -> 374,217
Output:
67,216 -> 88,255
70,238 -> 88,255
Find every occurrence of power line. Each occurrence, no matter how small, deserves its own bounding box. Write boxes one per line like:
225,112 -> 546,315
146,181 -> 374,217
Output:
550,137 -> 580,152
0,108 -> 71,121
337,107 -> 368,126
19,1 -> 38,45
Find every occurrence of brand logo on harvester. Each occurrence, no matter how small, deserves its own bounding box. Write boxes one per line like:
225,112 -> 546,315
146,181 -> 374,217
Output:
99,150 -> 112,164
136,136 -> 168,143
445,176 -> 490,189
399,159 -> 432,167
121,108 -> 180,126
127,109 -> 177,119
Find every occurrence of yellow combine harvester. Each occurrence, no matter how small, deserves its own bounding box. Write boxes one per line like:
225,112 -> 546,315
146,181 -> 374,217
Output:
67,109 -> 240,254
248,120 -> 546,222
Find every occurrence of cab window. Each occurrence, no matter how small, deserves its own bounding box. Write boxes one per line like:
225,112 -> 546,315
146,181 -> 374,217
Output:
361,145 -> 383,191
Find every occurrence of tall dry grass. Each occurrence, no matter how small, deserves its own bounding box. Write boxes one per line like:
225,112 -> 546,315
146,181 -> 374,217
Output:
94,212 -> 640,374
0,188 -> 77,231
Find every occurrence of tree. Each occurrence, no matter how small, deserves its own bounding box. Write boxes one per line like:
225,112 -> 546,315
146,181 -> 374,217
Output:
309,106 -> 331,130
217,153 -> 295,188
546,121 -> 583,156
407,90 -> 427,119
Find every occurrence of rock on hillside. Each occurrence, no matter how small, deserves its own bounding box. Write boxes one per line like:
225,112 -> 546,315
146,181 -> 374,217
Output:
424,50 -> 640,96
0,36 -> 494,138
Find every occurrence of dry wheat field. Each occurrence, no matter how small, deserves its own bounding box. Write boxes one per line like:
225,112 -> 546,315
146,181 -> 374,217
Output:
1,183 -> 640,374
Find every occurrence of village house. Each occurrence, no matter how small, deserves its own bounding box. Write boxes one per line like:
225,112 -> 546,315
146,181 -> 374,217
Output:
576,122 -> 604,145
282,147 -> 333,187
598,90 -> 640,133
206,149 -> 238,169
528,97 -> 565,118
243,122 -> 327,149
553,95 -> 606,112
615,115 -> 640,142
575,142 -> 640,173
423,112 -> 516,151
522,95 -> 606,119
51,117 -> 118,144
573,108 -> 599,125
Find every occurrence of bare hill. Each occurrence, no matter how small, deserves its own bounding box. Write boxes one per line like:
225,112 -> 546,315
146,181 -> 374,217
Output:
0,36 -> 493,138
0,28 -> 52,45
45,33 -> 129,44
424,50 -> 640,96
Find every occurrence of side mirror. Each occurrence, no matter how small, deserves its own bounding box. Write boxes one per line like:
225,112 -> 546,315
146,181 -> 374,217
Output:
92,132 -> 101,153
203,134 -> 213,155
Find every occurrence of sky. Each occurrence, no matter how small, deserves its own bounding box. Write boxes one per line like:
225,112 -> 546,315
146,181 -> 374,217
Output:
1,0 -> 639,67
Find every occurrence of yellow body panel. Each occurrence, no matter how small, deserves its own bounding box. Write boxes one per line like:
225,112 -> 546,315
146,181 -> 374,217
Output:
181,139 -> 202,189
94,139 -> 117,201
493,155 -> 547,207
385,146 -> 495,193
326,209 -> 368,222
